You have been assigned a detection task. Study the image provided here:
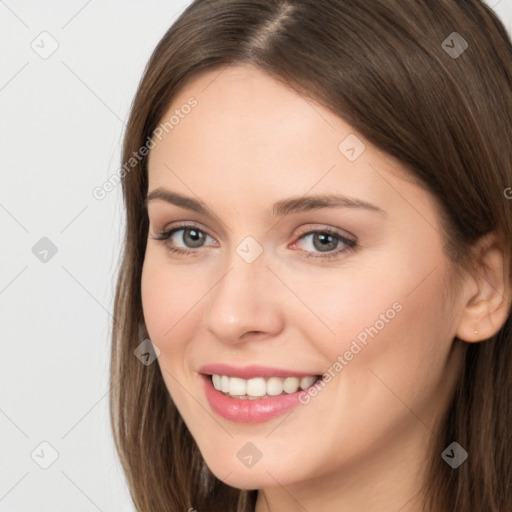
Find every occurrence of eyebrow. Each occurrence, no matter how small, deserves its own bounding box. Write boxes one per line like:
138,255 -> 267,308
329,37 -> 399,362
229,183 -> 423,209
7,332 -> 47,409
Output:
145,187 -> 386,217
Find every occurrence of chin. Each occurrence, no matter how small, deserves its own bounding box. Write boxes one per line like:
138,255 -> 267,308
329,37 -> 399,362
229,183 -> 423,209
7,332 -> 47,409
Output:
205,460 -> 279,490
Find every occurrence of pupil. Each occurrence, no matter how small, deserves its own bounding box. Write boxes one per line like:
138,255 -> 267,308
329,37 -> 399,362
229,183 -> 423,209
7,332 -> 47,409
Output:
314,233 -> 337,252
185,229 -> 204,248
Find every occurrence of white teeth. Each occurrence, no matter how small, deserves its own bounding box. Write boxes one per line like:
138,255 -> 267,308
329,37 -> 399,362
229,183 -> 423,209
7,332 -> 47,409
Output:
229,377 -> 246,396
211,374 -> 319,398
221,375 -> 230,393
266,377 -> 283,396
283,377 -> 300,394
300,376 -> 317,389
246,378 -> 266,396
212,374 -> 221,390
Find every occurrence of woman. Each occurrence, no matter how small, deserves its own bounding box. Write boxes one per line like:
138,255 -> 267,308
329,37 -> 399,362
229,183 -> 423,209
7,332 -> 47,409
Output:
109,1 -> 512,510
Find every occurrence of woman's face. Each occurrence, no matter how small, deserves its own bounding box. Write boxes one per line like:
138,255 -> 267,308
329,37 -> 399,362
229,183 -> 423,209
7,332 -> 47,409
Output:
141,64 -> 466,497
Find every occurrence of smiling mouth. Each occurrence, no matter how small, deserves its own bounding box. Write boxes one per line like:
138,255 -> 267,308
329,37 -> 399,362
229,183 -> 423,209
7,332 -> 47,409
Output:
209,374 -> 322,399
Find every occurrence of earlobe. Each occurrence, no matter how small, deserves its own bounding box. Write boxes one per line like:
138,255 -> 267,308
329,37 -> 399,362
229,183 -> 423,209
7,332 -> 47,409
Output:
455,232 -> 512,343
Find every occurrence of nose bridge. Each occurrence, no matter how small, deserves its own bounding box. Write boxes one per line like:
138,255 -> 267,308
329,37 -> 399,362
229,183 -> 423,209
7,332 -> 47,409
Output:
202,238 -> 284,342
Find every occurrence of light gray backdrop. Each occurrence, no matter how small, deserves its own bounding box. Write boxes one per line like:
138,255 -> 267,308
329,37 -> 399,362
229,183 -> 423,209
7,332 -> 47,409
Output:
1,1 -> 511,510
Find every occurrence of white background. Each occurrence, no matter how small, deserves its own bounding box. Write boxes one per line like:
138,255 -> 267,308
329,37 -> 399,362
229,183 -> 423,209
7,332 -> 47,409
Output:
1,1 -> 511,510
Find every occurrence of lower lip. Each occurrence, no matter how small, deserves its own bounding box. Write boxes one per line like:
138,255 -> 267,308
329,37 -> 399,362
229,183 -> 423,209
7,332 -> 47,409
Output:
200,374 -> 307,424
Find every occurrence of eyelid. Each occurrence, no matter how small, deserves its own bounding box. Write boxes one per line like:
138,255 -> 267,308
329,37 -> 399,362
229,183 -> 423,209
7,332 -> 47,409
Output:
290,225 -> 356,255
153,220 -> 214,239
152,221 -> 354,244
293,224 -> 354,240
151,221 -> 357,260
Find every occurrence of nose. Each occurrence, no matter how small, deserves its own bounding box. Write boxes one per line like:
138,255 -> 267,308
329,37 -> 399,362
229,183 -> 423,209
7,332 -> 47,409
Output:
202,249 -> 285,345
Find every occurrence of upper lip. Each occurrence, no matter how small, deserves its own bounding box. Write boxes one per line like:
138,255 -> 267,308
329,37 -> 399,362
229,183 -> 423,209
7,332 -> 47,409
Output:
198,363 -> 320,379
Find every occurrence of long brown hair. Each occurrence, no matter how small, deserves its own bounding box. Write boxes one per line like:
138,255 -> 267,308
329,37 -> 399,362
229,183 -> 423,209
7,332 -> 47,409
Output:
109,1 -> 512,510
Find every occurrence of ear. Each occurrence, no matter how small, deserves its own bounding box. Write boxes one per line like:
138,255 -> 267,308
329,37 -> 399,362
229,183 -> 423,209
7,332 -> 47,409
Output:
455,231 -> 512,343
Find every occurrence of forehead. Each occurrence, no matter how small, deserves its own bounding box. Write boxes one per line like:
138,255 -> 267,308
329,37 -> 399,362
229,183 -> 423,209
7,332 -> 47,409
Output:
146,64 -> 437,230
150,64 -> 349,168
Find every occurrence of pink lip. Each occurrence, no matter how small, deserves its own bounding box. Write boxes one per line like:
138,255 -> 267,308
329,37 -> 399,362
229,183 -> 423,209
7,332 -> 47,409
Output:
198,363 -> 318,379
200,373 -> 309,423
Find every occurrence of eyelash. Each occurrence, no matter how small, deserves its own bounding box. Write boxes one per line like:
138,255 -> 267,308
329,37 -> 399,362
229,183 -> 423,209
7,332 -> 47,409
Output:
150,222 -> 357,261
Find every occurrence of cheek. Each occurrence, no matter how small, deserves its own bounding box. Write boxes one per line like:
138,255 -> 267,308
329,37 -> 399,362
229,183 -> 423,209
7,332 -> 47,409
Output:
333,275 -> 451,419
141,261 -> 195,410
279,263 -> 404,362
295,254 -> 450,389
141,263 -> 167,339
141,258 -> 189,350
141,255 -> 209,375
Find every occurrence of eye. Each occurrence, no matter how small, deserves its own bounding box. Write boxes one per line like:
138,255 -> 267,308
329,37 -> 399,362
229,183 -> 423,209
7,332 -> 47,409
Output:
150,223 -> 216,256
150,223 -> 357,261
291,228 -> 357,261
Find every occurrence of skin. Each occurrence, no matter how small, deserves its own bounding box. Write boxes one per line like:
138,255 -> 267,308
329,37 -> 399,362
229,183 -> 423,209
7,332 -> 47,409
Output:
141,64 -> 510,511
